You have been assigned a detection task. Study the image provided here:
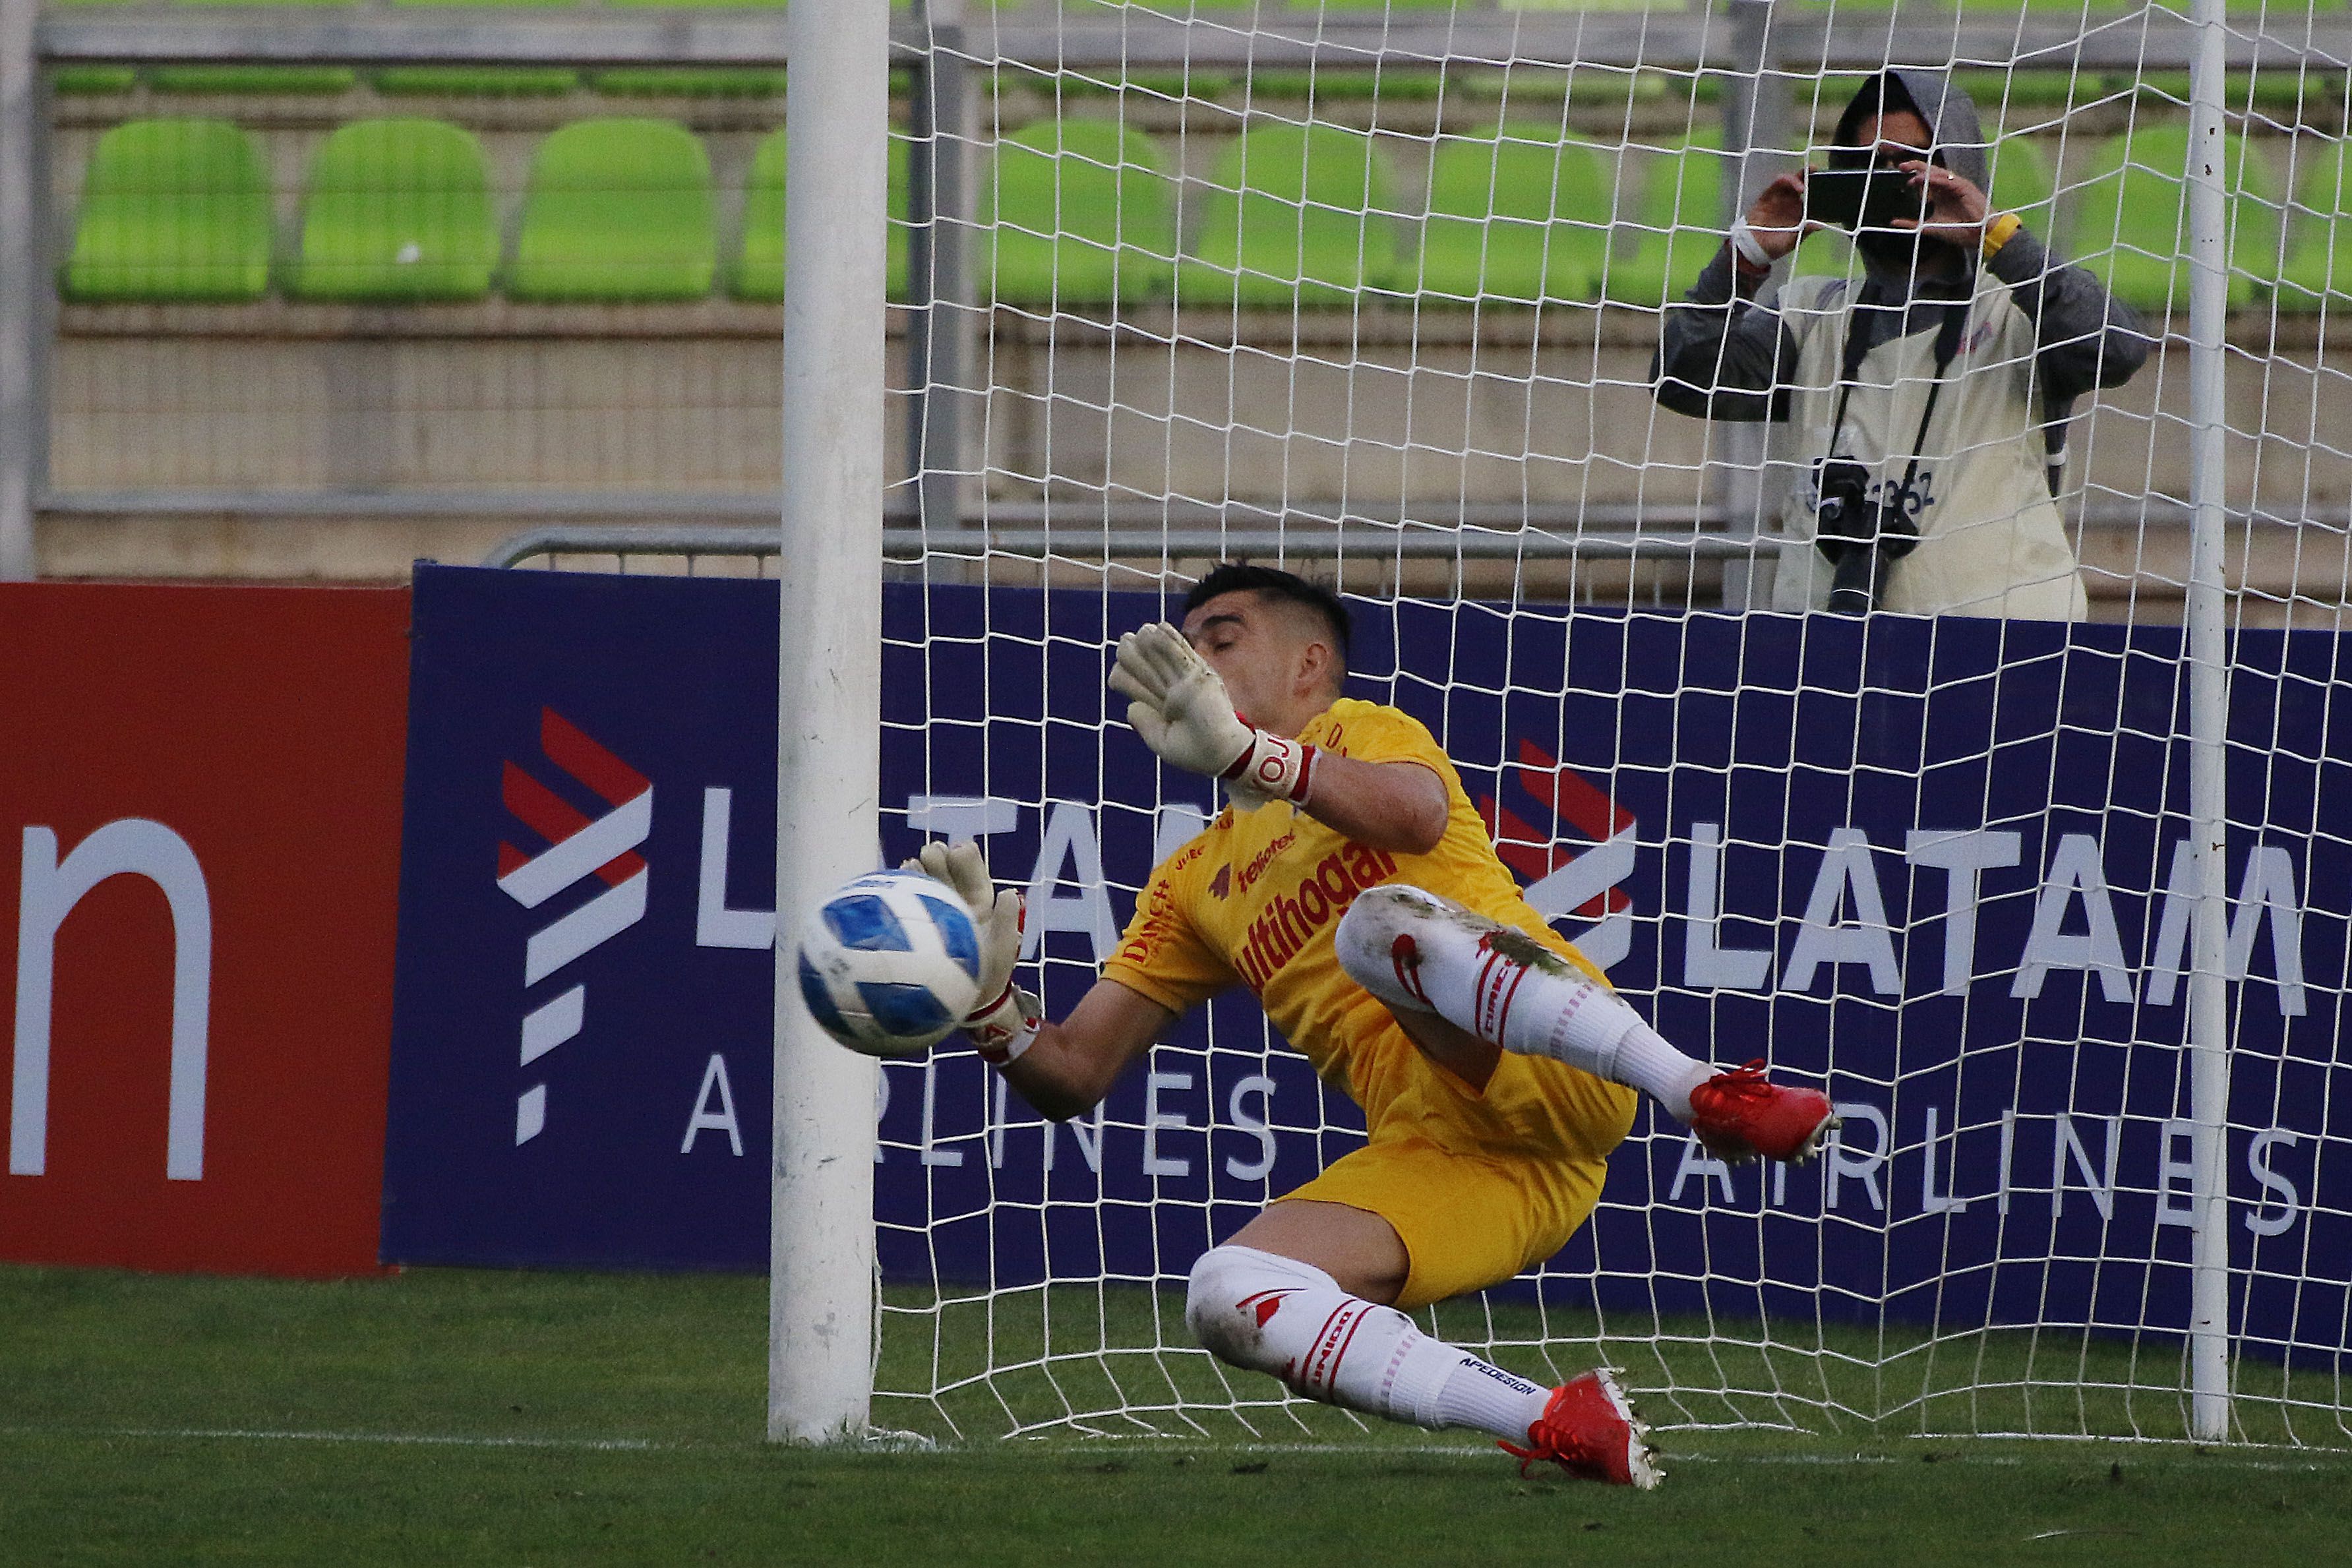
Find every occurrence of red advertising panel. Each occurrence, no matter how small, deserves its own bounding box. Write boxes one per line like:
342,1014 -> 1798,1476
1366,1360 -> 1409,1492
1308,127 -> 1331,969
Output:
0,583 -> 409,1277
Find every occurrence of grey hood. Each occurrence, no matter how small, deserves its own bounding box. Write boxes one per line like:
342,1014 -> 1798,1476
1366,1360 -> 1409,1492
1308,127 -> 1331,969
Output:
1831,68 -> 1989,195
1829,69 -> 1990,303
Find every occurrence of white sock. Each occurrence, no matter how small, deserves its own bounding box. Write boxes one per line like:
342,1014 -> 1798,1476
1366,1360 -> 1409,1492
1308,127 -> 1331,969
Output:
1184,1244 -> 1551,1442
1335,884 -> 1716,1121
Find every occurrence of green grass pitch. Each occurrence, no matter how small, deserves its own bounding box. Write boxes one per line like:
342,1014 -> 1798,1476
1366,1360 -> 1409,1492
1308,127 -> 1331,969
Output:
4,1262 -> 2349,1566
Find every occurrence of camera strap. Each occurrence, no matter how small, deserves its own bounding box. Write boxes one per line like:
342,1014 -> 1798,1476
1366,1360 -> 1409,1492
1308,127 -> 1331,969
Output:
1822,294 -> 1970,520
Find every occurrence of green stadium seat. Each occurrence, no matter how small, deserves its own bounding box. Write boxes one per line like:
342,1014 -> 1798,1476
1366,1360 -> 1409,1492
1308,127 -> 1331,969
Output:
62,118 -> 274,303
1176,121 -> 1402,309
1242,70 -> 1443,103
508,119 -> 717,303
1987,133 -> 2059,252
2277,135 -> 2351,312
374,69 -> 580,96
51,67 -> 140,96
148,65 -> 359,95
729,129 -> 913,304
1416,131 -> 1618,305
1604,135 -> 1733,309
2072,124 -> 2281,312
589,70 -> 787,98
731,129 -> 788,303
284,119 -> 497,304
979,119 -> 1174,307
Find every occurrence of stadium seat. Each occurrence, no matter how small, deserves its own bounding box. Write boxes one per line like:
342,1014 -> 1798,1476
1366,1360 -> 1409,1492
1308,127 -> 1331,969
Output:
1603,135 -> 1733,309
2277,135 -> 2351,312
508,119 -> 718,303
51,67 -> 140,96
284,119 -> 498,304
62,118 -> 274,303
729,129 -> 913,304
589,70 -> 787,98
1416,131 -> 1618,305
2071,124 -> 2281,312
979,119 -> 1175,307
1176,121 -> 1402,309
1987,133 -> 2059,252
373,68 -> 580,96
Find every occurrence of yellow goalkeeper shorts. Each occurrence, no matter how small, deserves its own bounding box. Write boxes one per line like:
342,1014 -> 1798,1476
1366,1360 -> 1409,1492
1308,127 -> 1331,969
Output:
1281,1131 -> 1612,1312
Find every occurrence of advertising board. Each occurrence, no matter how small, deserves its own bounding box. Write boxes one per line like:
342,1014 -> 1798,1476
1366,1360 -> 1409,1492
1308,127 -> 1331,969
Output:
384,567 -> 2346,1356
0,584 -> 409,1277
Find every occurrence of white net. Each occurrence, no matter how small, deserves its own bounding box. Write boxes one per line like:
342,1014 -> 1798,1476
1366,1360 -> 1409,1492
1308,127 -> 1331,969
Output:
870,0 -> 2352,1448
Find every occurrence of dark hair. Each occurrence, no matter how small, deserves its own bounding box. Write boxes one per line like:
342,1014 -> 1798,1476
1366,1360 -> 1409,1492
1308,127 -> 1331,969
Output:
1184,562 -> 1352,670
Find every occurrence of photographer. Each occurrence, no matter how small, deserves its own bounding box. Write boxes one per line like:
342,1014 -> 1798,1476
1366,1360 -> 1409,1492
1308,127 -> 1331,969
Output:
1652,70 -> 2148,619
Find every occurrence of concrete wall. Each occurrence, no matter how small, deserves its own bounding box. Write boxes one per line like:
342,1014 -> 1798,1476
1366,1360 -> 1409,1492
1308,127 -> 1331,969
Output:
40,304 -> 2352,624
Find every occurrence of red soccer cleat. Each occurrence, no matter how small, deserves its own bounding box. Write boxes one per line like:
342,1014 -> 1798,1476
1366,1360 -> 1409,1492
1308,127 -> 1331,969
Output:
1499,1369 -> 1662,1489
1687,1059 -> 1838,1164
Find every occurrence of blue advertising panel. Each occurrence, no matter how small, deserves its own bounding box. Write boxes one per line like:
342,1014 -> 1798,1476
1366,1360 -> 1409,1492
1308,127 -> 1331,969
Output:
384,566 -> 2349,1358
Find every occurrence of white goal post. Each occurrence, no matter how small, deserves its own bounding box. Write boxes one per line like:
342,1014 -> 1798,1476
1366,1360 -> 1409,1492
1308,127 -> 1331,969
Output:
772,0 -> 2351,1451
770,0 -> 891,1444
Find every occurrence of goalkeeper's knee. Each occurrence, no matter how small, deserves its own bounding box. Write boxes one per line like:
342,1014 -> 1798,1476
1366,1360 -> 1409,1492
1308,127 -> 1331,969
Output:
1184,1245 -> 1342,1376
1183,1244 -> 1460,1427
1333,883 -> 1453,1015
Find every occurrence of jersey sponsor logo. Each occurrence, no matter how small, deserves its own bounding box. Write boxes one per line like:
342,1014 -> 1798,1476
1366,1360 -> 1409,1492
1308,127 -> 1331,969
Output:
495,708 -> 653,1146
1234,843 -> 1399,991
1209,864 -> 1232,901
1233,830 -> 1296,898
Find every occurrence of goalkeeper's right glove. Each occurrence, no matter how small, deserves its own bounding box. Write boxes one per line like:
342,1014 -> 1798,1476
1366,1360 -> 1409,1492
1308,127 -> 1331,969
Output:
1107,622 -> 1316,811
903,839 -> 1040,1066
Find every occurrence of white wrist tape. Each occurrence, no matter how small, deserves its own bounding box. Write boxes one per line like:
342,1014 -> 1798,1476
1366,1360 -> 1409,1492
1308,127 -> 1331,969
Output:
1221,730 -> 1319,805
1730,220 -> 1774,272
965,982 -> 1040,1067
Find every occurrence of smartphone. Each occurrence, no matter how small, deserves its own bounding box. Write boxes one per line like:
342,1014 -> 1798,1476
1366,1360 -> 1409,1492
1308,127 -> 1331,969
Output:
1803,166 -> 1925,233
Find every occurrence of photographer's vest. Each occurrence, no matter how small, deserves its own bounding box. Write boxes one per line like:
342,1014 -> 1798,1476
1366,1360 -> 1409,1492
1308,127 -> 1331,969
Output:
1768,272 -> 2089,622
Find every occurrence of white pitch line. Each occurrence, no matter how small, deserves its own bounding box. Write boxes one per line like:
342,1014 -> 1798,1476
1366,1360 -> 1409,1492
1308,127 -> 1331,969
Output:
5,1428 -> 2341,1474
1050,1438 -> 2351,1472
0,1426 -> 663,1451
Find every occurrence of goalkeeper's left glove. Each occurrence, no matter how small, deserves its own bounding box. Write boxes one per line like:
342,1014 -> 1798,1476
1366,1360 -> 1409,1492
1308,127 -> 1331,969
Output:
1106,622 -> 1316,810
903,839 -> 1039,1066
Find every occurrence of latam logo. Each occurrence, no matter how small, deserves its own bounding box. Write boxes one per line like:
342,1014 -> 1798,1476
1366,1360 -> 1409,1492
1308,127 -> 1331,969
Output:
1479,741 -> 1637,971
498,709 -> 651,1145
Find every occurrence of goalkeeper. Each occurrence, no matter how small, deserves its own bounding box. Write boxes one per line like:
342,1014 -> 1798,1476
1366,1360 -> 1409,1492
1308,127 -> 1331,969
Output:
907,564 -> 1833,1489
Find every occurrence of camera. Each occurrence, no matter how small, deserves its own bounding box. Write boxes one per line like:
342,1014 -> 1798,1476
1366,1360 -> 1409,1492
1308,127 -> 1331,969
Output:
1813,459 -> 1921,614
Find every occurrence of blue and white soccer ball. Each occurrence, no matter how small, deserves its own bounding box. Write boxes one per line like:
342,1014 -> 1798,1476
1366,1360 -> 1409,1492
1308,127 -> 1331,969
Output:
796,869 -> 984,1058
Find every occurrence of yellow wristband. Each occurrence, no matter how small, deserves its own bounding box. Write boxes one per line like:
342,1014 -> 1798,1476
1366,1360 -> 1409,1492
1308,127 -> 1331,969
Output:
1981,212 -> 2022,260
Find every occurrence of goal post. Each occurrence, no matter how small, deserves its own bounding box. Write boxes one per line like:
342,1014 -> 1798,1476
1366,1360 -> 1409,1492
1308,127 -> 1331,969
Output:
769,0 -> 892,1445
2183,0 -> 2236,1446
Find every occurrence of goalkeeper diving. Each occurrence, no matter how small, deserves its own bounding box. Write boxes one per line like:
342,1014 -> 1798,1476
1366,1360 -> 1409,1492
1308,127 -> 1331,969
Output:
905,564 -> 1834,1488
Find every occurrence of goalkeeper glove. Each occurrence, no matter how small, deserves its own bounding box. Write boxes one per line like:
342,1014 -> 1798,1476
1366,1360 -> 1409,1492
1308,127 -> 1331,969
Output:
1106,622 -> 1316,811
903,839 -> 1039,1066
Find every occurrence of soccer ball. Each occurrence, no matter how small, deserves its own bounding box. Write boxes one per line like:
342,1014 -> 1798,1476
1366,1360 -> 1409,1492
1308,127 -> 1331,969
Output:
795,869 -> 984,1058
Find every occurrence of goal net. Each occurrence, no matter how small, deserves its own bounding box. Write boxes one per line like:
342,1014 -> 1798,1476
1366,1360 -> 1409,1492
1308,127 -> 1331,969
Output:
864,0 -> 2352,1448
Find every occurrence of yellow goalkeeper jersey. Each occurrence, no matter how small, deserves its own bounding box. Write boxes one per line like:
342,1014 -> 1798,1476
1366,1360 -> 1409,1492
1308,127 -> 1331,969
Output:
1102,697 -> 1635,1165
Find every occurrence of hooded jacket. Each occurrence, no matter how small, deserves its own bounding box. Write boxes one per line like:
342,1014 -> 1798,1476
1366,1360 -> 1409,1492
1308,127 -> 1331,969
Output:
1651,69 -> 2150,620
